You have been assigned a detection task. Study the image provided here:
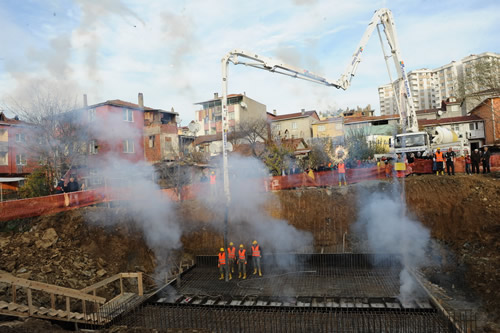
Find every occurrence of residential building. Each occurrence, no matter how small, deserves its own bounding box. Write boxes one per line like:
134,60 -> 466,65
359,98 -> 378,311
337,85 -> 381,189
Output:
269,109 -> 320,143
379,52 -> 500,115
311,117 -> 344,139
469,96 -> 500,147
143,104 -> 179,163
193,93 -> 267,137
343,114 -> 400,135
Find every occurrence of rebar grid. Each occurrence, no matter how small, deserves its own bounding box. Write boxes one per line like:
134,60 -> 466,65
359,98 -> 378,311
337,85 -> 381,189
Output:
120,304 -> 476,333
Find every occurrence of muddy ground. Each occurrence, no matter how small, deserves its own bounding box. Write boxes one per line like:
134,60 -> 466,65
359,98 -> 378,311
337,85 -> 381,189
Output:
0,173 -> 499,331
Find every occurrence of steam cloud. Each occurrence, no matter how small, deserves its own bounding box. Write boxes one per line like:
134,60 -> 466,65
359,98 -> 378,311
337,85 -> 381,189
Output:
353,183 -> 430,302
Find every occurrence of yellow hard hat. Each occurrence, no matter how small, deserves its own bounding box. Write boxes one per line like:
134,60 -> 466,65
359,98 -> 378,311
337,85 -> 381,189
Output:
219,248 -> 224,252
252,240 -> 258,245
437,147 -> 441,150
239,244 -> 244,248
229,242 -> 234,246
211,171 -> 215,174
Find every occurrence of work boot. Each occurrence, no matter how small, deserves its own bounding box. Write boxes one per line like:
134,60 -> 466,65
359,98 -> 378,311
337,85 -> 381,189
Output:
243,273 -> 246,280
253,268 -> 257,275
258,269 -> 262,277
339,182 -> 342,187
441,171 -> 444,175
229,273 -> 232,280
436,171 -> 439,176
344,181 -> 347,186
219,273 -> 224,280
231,267 -> 234,273
238,272 -> 242,279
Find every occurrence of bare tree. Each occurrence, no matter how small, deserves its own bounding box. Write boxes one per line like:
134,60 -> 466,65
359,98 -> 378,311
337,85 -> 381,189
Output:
235,118 -> 270,157
3,85 -> 86,189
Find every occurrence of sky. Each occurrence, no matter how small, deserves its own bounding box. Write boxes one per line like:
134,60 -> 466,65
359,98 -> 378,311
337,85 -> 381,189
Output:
0,0 -> 498,123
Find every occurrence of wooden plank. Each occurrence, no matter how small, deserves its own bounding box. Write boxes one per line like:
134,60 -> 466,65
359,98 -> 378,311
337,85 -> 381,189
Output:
120,273 -> 139,278
12,284 -> 16,303
137,272 -> 143,296
36,307 -> 49,315
7,303 -> 19,311
27,288 -> 33,315
119,277 -> 123,295
50,293 -> 55,309
66,296 -> 70,318
56,309 -> 67,318
0,274 -> 105,303
16,305 -> 29,313
74,312 -> 85,320
80,274 -> 122,293
48,308 -> 59,317
0,301 -> 8,309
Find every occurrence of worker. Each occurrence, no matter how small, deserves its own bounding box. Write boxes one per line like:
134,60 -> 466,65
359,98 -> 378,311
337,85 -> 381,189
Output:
251,240 -> 262,276
481,146 -> 491,174
218,247 -> 231,280
434,148 -> 444,175
471,148 -> 481,174
338,161 -> 347,186
237,244 -> 247,279
444,148 -> 456,176
209,171 -> 216,195
227,242 -> 236,274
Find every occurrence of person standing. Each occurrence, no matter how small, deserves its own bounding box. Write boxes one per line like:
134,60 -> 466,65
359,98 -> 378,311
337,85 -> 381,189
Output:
237,244 -> 247,279
55,178 -> 65,194
465,151 -> 472,175
337,161 -> 347,187
251,240 -> 262,277
471,149 -> 481,174
227,242 -> 236,274
67,176 -> 80,206
209,171 -> 216,195
218,247 -> 231,280
444,148 -> 456,176
434,148 -> 445,175
481,147 -> 491,174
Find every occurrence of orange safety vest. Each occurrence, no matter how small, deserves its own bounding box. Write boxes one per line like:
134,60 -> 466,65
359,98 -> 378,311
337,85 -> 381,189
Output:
338,163 -> 345,173
210,174 -> 216,184
251,245 -> 261,257
228,247 -> 236,259
435,151 -> 444,162
218,252 -> 226,265
238,249 -> 246,260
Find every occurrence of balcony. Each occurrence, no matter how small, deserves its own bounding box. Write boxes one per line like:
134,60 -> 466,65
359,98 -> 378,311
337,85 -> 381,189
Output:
467,129 -> 485,140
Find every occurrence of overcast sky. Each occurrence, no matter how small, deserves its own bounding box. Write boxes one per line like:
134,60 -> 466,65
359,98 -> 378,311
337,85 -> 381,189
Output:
0,0 -> 498,123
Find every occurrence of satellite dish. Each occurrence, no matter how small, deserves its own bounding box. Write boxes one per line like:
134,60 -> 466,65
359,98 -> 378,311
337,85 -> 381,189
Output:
240,101 -> 248,109
188,121 -> 200,133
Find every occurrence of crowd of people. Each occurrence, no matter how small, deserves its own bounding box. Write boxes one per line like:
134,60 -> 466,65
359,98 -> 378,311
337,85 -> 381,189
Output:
433,146 -> 491,175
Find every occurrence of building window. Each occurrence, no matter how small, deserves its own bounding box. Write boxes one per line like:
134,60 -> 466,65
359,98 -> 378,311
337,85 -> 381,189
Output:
89,168 -> 102,185
229,112 -> 235,120
149,135 -> 155,148
318,125 -> 325,132
16,133 -> 26,142
0,152 -> 7,166
0,129 -> 7,141
89,140 -> 98,154
123,139 -> 135,153
88,108 -> 96,122
123,108 -> 134,122
292,122 -> 297,129
16,154 -> 27,165
274,124 -> 281,131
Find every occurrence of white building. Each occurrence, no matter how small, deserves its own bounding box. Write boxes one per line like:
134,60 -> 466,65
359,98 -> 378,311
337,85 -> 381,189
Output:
379,52 -> 500,115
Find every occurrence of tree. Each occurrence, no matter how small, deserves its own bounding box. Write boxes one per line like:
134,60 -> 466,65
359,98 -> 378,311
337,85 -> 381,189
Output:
454,57 -> 500,110
18,166 -> 51,198
344,128 -> 376,162
263,142 -> 294,176
4,85 -> 86,190
235,118 -> 270,157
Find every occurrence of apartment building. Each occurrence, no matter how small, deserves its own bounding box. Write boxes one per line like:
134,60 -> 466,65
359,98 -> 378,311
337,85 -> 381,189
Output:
379,52 -> 500,115
193,93 -> 267,137
269,110 -> 320,143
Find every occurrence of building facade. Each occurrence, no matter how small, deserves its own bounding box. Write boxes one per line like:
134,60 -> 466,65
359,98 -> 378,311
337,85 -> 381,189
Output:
469,97 -> 500,147
0,112 -> 35,177
193,93 -> 267,137
311,117 -> 344,139
379,52 -> 500,115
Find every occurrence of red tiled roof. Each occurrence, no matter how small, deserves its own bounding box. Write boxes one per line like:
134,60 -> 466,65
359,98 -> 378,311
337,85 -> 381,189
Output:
193,132 -> 244,146
280,138 -> 308,150
344,114 -> 399,124
0,112 -> 23,125
271,111 -> 319,121
418,115 -> 482,126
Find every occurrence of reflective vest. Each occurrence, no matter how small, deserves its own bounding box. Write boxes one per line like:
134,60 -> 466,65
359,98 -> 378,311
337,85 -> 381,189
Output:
218,252 -> 226,265
435,151 -> 444,162
228,247 -> 236,259
338,163 -> 345,173
238,249 -> 246,260
210,175 -> 216,185
251,245 -> 261,257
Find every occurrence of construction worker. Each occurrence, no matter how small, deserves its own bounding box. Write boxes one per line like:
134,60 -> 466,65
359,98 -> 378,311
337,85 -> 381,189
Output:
237,244 -> 247,279
218,247 -> 231,280
338,161 -> 347,186
434,148 -> 445,175
209,171 -> 216,196
227,242 -> 236,274
444,147 -> 456,176
251,240 -> 262,276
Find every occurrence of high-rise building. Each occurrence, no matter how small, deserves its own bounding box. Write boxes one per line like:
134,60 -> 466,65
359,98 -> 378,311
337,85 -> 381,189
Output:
379,52 -> 500,115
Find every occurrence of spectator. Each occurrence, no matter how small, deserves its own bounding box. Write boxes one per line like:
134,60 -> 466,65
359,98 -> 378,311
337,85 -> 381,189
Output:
385,160 -> 392,178
481,147 -> 491,174
407,153 -> 415,164
464,151 -> 472,175
67,176 -> 80,206
471,149 -> 481,174
200,172 -> 208,183
444,148 -> 455,176
55,178 -> 65,194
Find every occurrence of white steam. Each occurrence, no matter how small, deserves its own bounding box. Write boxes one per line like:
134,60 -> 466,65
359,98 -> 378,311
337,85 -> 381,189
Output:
353,186 -> 430,302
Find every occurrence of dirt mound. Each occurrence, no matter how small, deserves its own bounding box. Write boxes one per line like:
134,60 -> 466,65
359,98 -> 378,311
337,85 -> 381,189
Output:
0,207 -> 156,304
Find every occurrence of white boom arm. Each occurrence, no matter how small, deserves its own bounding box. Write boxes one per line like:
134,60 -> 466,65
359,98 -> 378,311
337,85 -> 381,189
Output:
337,8 -> 418,133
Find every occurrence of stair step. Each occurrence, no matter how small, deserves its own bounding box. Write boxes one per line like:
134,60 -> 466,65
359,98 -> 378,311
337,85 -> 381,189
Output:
0,301 -> 8,310
7,303 -> 19,311
36,307 -> 49,315
16,305 -> 29,313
